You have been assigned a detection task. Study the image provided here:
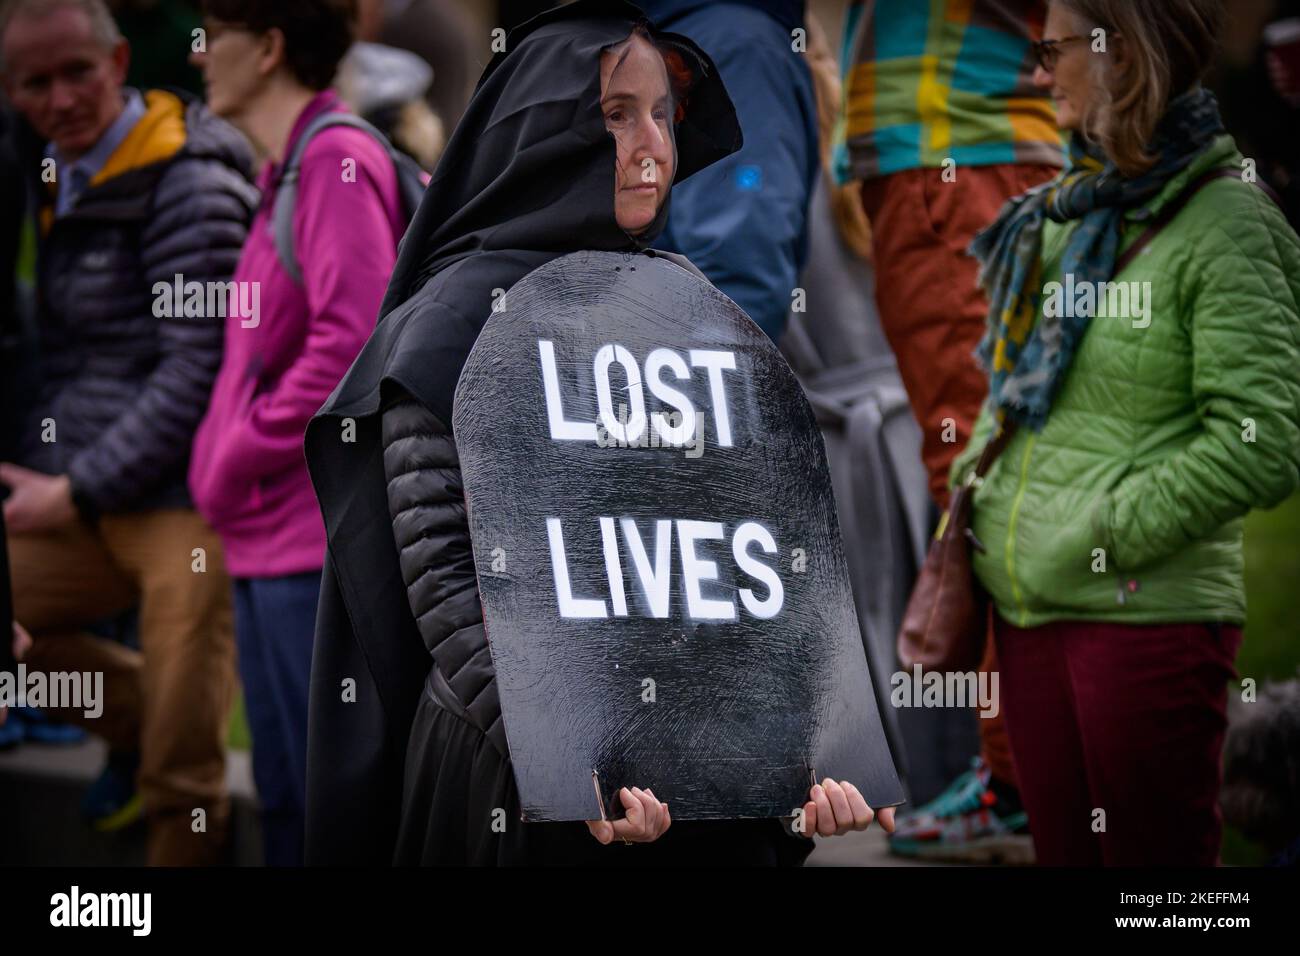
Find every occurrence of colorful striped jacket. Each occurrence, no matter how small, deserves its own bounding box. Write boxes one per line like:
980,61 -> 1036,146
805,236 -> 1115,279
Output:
833,0 -> 1065,182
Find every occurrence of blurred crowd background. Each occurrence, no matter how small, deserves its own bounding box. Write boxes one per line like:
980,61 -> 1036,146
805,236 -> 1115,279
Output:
1,0 -> 1298,867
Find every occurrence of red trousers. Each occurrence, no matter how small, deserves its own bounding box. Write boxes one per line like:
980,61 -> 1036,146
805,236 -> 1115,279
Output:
994,617 -> 1242,866
861,164 -> 1058,789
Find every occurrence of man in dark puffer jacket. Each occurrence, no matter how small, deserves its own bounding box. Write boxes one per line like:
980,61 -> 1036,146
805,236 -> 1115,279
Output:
0,0 -> 256,865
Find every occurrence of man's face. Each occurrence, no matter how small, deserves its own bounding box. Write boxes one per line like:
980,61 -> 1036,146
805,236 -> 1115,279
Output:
2,6 -> 129,158
600,34 -> 676,236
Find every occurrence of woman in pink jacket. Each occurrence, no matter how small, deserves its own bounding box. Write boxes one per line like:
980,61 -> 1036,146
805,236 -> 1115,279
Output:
187,0 -> 405,865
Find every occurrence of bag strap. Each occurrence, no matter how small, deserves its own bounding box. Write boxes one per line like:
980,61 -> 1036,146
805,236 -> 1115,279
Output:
272,111 -> 405,285
939,419 -> 1017,544
962,419 -> 1019,490
1115,168 -> 1283,274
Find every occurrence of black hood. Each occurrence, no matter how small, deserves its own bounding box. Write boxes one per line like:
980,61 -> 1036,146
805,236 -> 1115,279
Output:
376,0 -> 743,321
313,0 -> 742,433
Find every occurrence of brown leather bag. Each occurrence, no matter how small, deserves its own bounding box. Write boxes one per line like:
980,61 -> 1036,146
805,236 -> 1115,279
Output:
895,166 -> 1275,674
897,422 -> 1017,672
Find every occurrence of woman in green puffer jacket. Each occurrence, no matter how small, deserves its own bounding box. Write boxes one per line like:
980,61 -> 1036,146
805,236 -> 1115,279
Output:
952,0 -> 1300,866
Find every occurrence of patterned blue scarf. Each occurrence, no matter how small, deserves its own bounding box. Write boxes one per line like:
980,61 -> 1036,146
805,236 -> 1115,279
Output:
969,87 -> 1226,430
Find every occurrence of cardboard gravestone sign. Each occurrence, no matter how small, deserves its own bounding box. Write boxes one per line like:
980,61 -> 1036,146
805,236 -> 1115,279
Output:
452,250 -> 904,821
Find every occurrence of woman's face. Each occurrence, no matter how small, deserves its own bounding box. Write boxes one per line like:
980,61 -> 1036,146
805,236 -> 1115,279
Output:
1032,3 -> 1098,131
600,34 -> 676,236
189,19 -> 269,122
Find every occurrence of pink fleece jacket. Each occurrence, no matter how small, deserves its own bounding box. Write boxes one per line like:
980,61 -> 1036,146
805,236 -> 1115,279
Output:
189,91 -> 404,577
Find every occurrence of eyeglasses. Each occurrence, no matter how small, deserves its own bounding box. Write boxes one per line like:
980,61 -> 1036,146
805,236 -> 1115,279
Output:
1032,35 -> 1088,72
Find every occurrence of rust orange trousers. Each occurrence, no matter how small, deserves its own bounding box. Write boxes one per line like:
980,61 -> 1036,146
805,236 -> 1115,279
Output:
861,163 -> 1059,788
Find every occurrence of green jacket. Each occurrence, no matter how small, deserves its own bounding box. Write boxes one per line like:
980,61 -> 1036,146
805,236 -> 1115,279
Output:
952,136 -> 1300,628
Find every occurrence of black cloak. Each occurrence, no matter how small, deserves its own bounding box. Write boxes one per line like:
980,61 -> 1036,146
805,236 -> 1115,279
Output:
304,1 -> 754,864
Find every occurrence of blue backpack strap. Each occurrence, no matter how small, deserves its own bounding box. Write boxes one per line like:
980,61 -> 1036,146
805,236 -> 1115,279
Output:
272,111 -> 417,285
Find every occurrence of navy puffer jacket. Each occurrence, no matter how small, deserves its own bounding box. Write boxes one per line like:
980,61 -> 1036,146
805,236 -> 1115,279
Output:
18,89 -> 257,516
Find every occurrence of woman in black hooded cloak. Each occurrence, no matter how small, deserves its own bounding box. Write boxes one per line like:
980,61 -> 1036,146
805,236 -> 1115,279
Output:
304,0 -> 893,865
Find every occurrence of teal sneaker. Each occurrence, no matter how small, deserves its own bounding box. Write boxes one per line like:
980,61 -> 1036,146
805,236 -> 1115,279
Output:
889,757 -> 1035,864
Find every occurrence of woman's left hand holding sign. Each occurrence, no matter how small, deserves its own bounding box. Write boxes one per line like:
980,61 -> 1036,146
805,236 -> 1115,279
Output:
586,786 -> 672,844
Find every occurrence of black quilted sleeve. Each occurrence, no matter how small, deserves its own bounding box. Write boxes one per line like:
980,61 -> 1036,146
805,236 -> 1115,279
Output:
380,392 -> 507,754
